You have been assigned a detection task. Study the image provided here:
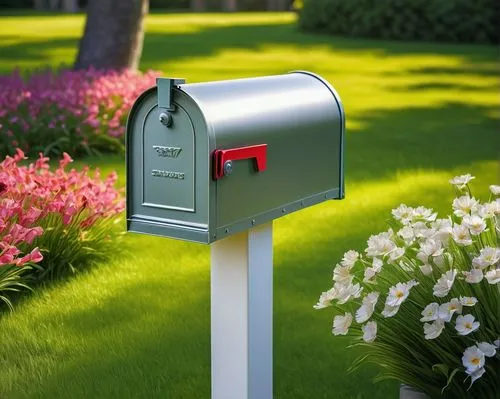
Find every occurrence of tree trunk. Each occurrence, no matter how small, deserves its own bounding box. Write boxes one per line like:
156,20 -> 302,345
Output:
61,0 -> 78,12
74,0 -> 148,71
191,0 -> 205,11
267,0 -> 288,10
223,0 -> 237,11
34,0 -> 46,10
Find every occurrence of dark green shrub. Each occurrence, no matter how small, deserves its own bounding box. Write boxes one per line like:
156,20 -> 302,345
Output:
299,0 -> 499,44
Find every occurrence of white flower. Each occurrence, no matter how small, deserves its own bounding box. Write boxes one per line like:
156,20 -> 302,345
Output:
363,258 -> 383,283
397,226 -> 415,245
332,264 -> 353,285
332,312 -> 352,335
452,195 -> 479,217
424,319 -> 445,340
432,218 -> 453,245
335,282 -> 363,304
407,279 -> 419,288
381,303 -> 400,318
485,268 -> 500,284
392,204 -> 413,224
472,247 -> 500,269
355,292 -> 380,323
438,298 -> 462,322
412,206 -> 437,223
417,239 -> 444,264
459,296 -> 478,306
419,264 -> 433,276
455,314 -> 480,335
490,185 -> 500,195
466,367 -> 485,386
462,345 -> 485,373
494,340 -> 500,348
462,215 -> 486,236
341,250 -> 359,268
420,302 -> 439,322
412,222 -> 435,239
463,268 -> 483,283
449,174 -> 475,189
477,342 -> 497,357
478,201 -> 499,218
313,287 -> 337,309
386,281 -> 417,307
366,230 -> 396,257
362,321 -> 377,343
451,224 -> 473,246
433,269 -> 457,297
388,247 -> 405,262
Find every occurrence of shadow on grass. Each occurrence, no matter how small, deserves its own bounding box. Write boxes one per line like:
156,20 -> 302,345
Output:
346,102 -> 499,182
0,22 -> 497,73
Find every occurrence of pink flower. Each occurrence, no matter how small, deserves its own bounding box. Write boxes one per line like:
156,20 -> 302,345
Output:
15,247 -> 43,266
59,152 -> 73,169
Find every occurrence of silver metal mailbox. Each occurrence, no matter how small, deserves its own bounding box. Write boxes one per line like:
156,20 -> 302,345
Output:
126,72 -> 344,244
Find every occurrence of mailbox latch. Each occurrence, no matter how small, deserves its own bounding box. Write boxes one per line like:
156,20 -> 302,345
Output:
157,78 -> 186,112
213,144 -> 267,180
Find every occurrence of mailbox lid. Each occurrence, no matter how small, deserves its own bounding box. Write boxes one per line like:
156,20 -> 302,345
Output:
181,72 -> 345,239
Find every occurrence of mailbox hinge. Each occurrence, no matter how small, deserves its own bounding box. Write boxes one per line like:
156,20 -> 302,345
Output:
157,78 -> 186,111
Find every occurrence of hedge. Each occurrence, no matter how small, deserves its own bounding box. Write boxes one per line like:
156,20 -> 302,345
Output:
298,0 -> 499,44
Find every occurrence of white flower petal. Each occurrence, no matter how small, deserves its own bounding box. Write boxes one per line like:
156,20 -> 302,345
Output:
459,296 -> 478,306
477,342 -> 496,357
462,215 -> 487,236
424,320 -> 445,340
419,264 -> 433,276
362,321 -> 377,343
455,314 -> 480,336
332,312 -> 352,335
463,269 -> 483,284
433,269 -> 457,297
489,185 -> 500,195
462,345 -> 485,373
341,250 -> 359,268
449,174 -> 475,189
451,224 -> 473,246
485,268 -> 500,284
420,302 -> 439,322
466,367 -> 485,387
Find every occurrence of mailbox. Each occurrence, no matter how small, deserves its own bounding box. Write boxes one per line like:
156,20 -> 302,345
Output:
126,71 -> 345,244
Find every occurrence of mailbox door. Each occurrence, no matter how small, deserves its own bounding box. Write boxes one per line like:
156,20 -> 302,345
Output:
126,89 -> 211,243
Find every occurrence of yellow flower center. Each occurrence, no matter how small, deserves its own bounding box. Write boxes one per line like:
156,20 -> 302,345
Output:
471,357 -> 480,365
395,290 -> 404,298
465,322 -> 472,329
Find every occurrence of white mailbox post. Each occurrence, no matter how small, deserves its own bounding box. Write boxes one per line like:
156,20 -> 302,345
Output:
211,222 -> 273,399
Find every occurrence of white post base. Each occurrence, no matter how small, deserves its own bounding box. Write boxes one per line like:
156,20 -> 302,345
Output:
210,222 -> 273,399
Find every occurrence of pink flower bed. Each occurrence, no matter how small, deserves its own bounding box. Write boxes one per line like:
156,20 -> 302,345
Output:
0,68 -> 160,156
0,149 -> 125,307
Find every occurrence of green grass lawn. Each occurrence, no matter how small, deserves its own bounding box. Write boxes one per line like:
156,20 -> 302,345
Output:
0,11 -> 499,399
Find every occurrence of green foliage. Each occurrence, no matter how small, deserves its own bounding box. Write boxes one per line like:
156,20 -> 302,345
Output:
299,0 -> 500,44
0,264 -> 32,310
33,213 -> 124,281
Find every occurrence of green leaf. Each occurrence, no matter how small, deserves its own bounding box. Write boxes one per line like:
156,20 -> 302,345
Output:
432,363 -> 449,378
442,367 -> 460,393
